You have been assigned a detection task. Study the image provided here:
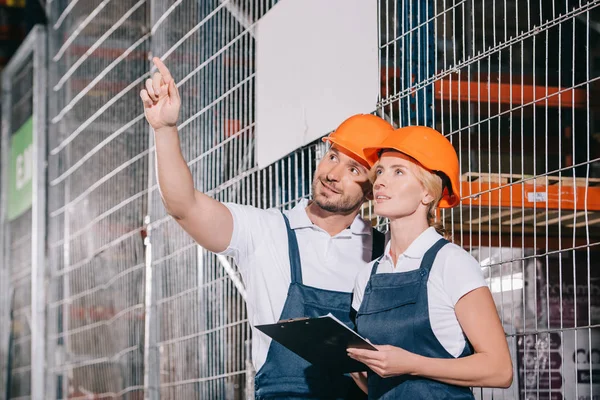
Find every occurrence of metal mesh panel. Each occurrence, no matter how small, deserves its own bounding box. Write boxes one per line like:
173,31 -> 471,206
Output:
5,55 -> 34,400
12,0 -> 594,399
379,0 -> 600,398
147,2 -> 280,398
46,0 -> 150,398
6,206 -> 33,400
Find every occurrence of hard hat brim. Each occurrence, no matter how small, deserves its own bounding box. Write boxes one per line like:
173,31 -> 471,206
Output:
322,136 -> 371,168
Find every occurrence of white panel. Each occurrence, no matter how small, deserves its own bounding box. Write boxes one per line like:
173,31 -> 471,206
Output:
255,0 -> 379,168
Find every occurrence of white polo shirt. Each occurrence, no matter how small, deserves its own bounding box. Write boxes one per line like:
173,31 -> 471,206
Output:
220,199 -> 375,371
352,227 -> 486,358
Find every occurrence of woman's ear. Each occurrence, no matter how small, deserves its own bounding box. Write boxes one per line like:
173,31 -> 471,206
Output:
422,192 -> 435,206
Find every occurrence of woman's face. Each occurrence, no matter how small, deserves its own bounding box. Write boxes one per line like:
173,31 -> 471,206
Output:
372,152 -> 433,220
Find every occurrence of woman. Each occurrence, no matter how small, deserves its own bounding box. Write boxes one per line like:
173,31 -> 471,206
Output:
347,126 -> 513,399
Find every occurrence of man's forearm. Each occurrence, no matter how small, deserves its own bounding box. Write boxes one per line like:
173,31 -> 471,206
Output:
154,126 -> 196,218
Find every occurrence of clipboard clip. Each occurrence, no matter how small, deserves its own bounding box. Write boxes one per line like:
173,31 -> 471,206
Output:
278,317 -> 310,323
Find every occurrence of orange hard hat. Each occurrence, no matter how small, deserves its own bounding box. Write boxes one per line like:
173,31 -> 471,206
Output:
364,126 -> 461,208
322,114 -> 394,166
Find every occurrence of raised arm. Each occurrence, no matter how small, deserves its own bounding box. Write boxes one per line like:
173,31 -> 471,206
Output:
140,57 -> 233,253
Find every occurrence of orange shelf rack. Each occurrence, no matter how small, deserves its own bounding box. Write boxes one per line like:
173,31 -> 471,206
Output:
461,173 -> 600,212
435,79 -> 587,109
381,68 -> 588,109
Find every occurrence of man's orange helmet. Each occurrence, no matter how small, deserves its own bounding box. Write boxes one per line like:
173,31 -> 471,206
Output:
322,114 -> 394,167
364,126 -> 461,208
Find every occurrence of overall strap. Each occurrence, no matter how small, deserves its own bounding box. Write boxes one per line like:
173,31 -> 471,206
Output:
369,258 -> 383,277
281,212 -> 303,284
420,238 -> 450,273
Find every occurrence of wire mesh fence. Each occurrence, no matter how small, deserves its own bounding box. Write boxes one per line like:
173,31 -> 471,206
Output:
1,25 -> 47,400
4,55 -> 34,400
45,0 -> 150,398
0,0 -> 597,399
377,0 -> 599,399
147,2 -> 283,398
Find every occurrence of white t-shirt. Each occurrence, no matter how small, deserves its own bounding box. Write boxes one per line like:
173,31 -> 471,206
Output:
220,199 -> 376,371
352,227 -> 486,358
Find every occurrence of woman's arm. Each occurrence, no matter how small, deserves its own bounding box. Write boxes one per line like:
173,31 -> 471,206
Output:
347,287 -> 513,388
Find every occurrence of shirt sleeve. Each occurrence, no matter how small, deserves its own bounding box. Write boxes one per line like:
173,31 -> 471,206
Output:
440,244 -> 487,306
218,203 -> 269,264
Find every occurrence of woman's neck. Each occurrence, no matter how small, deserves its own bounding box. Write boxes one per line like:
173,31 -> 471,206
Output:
388,215 -> 430,265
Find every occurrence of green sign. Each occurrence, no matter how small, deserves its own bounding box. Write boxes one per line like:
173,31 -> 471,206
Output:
8,117 -> 33,221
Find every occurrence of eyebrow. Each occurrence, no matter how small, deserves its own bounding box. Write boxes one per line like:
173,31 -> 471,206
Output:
348,159 -> 367,173
377,164 -> 408,170
329,148 -> 368,173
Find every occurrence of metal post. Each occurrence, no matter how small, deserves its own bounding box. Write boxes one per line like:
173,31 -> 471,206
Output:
30,25 -> 48,400
143,213 -> 159,400
423,0 -> 435,127
143,0 -> 160,397
0,24 -> 47,400
0,43 -> 14,400
244,339 -> 254,400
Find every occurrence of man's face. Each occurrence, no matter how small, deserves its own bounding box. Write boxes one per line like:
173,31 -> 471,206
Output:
311,145 -> 372,214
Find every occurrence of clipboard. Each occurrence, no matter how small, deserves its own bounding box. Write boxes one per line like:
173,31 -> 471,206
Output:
255,313 -> 377,373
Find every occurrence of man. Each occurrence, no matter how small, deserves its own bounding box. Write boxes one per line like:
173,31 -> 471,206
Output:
140,57 -> 393,399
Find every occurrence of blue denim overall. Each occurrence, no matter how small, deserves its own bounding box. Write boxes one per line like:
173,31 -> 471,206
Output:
254,214 -> 383,399
356,238 -> 475,399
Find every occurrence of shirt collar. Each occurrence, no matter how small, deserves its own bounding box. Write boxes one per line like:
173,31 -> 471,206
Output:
286,198 -> 372,236
286,199 -> 314,229
382,227 -> 442,262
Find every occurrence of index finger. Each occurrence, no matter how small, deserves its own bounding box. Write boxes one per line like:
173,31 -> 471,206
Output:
347,348 -> 376,357
153,57 -> 172,83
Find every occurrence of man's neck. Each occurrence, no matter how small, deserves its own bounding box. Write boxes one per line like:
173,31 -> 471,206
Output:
305,201 -> 361,237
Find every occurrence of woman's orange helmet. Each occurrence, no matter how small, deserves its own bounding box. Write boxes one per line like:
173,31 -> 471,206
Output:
322,114 -> 394,167
364,126 -> 461,208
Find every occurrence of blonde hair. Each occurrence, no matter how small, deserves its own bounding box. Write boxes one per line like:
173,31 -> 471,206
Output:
409,163 -> 450,239
371,151 -> 451,239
